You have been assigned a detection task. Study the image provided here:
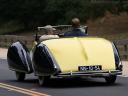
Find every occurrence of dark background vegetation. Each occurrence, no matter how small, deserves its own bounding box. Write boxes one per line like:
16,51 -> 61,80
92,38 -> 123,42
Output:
0,0 -> 128,35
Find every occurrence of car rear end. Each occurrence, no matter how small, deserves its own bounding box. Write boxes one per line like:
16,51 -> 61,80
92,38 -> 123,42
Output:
43,37 -> 122,81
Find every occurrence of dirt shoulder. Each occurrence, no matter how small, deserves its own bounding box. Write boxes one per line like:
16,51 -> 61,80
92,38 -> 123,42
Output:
0,48 -> 7,59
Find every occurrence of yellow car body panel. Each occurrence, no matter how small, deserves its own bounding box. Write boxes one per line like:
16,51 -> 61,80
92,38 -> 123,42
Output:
42,37 -> 115,73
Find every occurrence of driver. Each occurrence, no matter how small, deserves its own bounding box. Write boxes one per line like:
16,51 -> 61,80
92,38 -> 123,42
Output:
64,18 -> 86,37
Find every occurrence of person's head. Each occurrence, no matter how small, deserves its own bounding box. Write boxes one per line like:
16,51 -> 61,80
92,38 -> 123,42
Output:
44,25 -> 56,35
71,18 -> 80,28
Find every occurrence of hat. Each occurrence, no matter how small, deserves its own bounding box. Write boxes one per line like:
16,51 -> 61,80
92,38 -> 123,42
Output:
44,25 -> 56,31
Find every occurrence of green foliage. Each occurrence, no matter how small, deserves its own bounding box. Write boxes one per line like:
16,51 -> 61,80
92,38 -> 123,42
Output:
0,0 -> 127,33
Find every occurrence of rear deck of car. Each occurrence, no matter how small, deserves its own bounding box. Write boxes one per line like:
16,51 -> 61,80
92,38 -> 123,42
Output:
43,37 -> 116,73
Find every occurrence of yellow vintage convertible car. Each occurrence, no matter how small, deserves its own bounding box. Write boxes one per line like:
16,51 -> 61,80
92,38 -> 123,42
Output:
7,25 -> 122,86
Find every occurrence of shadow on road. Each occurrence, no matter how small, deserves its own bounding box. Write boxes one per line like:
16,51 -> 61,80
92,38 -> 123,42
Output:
43,78 -> 122,88
4,77 -> 123,88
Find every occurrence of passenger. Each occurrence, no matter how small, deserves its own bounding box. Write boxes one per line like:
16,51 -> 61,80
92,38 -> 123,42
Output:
39,25 -> 59,41
64,18 -> 87,37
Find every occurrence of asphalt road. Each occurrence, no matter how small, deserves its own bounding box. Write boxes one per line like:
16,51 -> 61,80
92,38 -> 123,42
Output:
0,59 -> 128,96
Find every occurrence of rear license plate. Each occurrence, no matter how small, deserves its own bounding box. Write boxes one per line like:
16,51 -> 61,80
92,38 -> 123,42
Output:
78,65 -> 102,71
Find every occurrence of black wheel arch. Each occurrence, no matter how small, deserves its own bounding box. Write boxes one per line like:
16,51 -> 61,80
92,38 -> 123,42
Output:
7,41 -> 33,73
112,42 -> 122,71
33,43 -> 61,76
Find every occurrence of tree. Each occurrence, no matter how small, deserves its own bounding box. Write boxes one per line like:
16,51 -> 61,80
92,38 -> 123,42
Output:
0,0 -> 127,32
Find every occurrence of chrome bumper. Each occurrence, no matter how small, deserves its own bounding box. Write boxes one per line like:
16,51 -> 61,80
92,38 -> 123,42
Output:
57,70 -> 122,77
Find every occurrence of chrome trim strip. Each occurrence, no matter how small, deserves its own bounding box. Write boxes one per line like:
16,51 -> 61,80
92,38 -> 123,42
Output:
57,70 -> 122,77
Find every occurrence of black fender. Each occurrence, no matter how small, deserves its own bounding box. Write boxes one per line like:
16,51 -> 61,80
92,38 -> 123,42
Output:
33,43 -> 61,76
112,42 -> 122,71
7,41 -> 33,73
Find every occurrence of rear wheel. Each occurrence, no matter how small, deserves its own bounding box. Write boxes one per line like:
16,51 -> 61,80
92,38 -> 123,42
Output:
105,75 -> 117,84
38,76 -> 50,86
15,71 -> 26,81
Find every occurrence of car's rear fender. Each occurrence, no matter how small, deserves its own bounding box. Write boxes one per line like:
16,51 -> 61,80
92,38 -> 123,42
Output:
7,41 -> 33,73
112,42 -> 122,71
33,43 -> 61,76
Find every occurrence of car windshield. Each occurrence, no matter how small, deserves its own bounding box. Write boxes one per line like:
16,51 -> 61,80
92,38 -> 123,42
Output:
37,25 -> 72,35
34,25 -> 73,41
